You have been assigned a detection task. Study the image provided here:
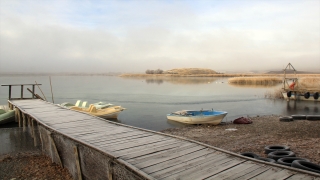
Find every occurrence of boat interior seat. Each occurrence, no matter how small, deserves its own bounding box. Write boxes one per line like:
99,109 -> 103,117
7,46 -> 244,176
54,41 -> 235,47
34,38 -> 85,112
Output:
88,104 -> 97,113
75,100 -> 82,107
82,101 -> 87,108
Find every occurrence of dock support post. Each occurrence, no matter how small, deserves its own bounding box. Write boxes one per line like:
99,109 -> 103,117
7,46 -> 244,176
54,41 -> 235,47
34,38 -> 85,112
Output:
48,132 -> 63,167
22,113 -> 27,132
14,108 -> 19,123
107,162 -> 114,180
17,109 -> 22,127
27,115 -> 31,134
74,146 -> 83,180
32,120 -> 38,147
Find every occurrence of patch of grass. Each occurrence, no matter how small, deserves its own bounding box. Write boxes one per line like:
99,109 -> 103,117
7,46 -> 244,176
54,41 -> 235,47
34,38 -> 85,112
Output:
228,77 -> 282,85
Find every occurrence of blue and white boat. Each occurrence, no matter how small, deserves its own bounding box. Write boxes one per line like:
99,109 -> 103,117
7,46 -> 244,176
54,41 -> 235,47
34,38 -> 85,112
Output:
167,109 -> 228,125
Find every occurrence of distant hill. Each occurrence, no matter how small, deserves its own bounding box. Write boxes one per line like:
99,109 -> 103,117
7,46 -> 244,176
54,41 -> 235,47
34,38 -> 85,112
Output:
164,68 -> 217,75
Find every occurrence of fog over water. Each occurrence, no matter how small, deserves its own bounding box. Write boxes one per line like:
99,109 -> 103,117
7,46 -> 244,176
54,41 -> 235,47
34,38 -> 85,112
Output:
0,0 -> 319,73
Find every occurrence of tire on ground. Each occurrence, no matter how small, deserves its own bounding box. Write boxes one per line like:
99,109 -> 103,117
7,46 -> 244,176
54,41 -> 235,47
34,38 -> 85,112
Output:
240,152 -> 259,159
277,157 -> 310,167
291,160 -> 320,173
264,145 -> 290,154
291,115 -> 306,120
279,116 -> 293,122
287,91 -> 292,98
306,115 -> 320,121
267,151 -> 295,161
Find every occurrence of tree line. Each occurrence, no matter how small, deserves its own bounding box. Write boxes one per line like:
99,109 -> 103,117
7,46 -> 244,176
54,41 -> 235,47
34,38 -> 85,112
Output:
145,69 -> 163,74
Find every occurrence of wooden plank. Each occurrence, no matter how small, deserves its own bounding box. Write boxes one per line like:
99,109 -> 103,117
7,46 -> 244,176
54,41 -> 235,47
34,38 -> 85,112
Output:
127,143 -> 200,165
52,120 -> 107,129
91,133 -> 155,146
142,148 -> 216,174
72,127 -> 138,138
204,161 -> 258,180
90,133 -> 154,145
119,140 -> 188,160
285,174 -> 316,180
234,166 -> 275,179
81,130 -> 146,142
173,158 -> 246,180
103,136 -> 170,151
100,135 -> 169,149
114,139 -> 180,156
160,154 -> 234,180
75,129 -> 138,139
252,168 -> 293,180
150,152 -> 226,178
134,145 -> 206,169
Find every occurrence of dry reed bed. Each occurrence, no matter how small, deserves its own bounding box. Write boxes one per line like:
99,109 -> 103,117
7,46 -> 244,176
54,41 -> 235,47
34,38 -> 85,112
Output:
299,77 -> 320,89
228,77 -> 282,85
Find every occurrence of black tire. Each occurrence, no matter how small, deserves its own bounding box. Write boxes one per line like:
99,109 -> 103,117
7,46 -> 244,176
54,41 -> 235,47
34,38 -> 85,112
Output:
314,92 -> 319,100
291,115 -> 306,120
304,92 -> 310,99
291,160 -> 320,173
306,115 -> 320,121
267,151 -> 295,161
279,116 -> 293,122
264,145 -> 290,154
287,91 -> 292,98
277,157 -> 310,167
257,157 -> 276,163
240,152 -> 259,159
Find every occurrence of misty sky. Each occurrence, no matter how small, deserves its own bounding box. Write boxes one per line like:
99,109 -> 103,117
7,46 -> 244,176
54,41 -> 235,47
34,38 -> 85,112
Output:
0,0 -> 319,73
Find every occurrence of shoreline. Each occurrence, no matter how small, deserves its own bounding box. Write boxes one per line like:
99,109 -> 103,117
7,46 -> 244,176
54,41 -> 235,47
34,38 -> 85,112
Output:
161,115 -> 320,164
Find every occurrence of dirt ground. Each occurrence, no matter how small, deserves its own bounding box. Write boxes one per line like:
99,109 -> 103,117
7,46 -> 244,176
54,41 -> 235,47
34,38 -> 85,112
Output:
161,115 -> 320,164
0,152 -> 73,180
0,115 -> 319,179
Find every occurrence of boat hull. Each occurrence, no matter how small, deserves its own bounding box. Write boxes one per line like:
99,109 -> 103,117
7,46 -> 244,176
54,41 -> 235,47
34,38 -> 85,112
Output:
282,93 -> 320,102
0,110 -> 15,125
167,111 -> 227,125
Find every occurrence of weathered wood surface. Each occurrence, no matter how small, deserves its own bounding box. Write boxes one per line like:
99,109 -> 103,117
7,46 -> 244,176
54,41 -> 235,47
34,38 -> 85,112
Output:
9,99 -> 320,180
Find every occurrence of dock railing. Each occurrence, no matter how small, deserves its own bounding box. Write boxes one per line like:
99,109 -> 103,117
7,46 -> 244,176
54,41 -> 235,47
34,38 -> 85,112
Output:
1,83 -> 43,100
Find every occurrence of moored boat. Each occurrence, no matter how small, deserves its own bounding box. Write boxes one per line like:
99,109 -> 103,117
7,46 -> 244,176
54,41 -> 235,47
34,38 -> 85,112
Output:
70,104 -> 125,119
0,105 -> 15,125
59,100 -> 126,119
167,109 -> 227,125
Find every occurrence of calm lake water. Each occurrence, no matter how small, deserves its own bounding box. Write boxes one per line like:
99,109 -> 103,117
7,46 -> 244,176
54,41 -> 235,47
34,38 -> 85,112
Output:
0,76 -> 319,131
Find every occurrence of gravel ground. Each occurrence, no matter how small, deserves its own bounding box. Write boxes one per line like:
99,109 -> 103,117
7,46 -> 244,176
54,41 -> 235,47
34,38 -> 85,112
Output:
161,115 -> 320,164
0,152 -> 73,180
1,115 -> 319,179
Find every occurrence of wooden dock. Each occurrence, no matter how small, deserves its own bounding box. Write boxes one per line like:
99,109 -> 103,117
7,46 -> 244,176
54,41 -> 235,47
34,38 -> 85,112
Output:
8,99 -> 320,180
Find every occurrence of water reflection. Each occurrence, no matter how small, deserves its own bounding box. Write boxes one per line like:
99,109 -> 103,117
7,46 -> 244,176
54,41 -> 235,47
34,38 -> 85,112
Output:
122,76 -> 218,85
285,101 -> 319,115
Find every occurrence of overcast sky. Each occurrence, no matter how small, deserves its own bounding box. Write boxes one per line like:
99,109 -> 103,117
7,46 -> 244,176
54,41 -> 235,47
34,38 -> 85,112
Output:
0,0 -> 319,73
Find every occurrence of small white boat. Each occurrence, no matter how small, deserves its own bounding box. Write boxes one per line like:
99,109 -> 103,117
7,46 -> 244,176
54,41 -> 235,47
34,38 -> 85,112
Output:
167,109 -> 227,125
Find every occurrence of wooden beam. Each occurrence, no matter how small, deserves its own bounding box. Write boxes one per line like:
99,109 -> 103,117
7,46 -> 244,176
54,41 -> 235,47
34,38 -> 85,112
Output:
32,119 -> 38,147
107,162 -> 114,180
22,113 -> 26,132
48,132 -> 63,167
74,146 -> 83,180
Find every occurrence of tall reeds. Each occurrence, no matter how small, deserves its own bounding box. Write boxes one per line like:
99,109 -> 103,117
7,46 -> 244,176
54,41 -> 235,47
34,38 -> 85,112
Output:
299,77 -> 320,89
228,77 -> 282,85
